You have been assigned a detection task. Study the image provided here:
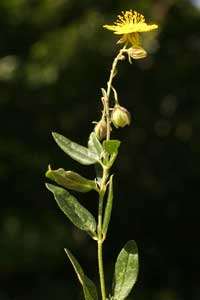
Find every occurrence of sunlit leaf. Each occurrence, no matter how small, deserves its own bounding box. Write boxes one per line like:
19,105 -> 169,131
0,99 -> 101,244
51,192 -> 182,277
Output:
103,140 -> 121,155
46,183 -> 97,236
52,132 -> 99,165
88,132 -> 104,159
46,166 -> 98,193
113,240 -> 139,300
103,140 -> 121,167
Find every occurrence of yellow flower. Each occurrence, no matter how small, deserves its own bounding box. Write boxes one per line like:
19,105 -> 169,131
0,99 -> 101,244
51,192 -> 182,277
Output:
103,10 -> 158,35
103,10 -> 158,49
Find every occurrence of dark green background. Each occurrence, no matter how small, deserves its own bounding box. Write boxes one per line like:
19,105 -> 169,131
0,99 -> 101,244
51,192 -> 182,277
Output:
0,1 -> 199,299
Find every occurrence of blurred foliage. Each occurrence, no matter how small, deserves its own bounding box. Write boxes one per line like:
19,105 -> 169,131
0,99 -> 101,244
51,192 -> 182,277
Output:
0,0 -> 200,300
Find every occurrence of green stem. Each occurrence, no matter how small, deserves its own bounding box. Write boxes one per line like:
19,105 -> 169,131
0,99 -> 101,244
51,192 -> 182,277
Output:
98,191 -> 106,300
98,239 -> 105,300
104,47 -> 127,141
97,48 -> 127,300
97,171 -> 108,300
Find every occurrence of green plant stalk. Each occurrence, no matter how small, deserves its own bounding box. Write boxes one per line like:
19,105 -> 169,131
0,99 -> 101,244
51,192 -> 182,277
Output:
97,167 -> 108,300
46,10 -> 157,300
104,47 -> 127,141
98,194 -> 106,300
97,48 -> 127,300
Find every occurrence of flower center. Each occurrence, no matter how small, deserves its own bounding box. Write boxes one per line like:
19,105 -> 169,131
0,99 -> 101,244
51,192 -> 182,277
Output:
115,10 -> 145,27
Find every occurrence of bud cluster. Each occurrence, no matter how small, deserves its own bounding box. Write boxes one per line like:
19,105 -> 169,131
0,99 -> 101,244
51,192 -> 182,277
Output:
94,104 -> 131,140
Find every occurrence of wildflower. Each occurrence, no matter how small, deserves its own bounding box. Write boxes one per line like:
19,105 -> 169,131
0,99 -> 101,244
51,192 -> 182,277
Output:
111,104 -> 131,128
103,10 -> 158,34
103,10 -> 158,59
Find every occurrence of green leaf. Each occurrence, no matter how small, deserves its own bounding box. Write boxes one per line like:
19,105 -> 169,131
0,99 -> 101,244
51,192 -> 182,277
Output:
102,175 -> 113,237
103,140 -> 121,156
46,183 -> 97,236
103,140 -> 121,167
52,132 -> 99,165
113,240 -> 139,300
46,166 -> 98,193
88,132 -> 104,159
65,248 -> 98,300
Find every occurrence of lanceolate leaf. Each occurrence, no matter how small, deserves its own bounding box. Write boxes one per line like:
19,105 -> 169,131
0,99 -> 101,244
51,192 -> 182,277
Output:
88,132 -> 104,159
65,248 -> 98,300
46,183 -> 97,236
113,240 -> 139,300
52,132 -> 99,165
102,175 -> 113,237
46,167 -> 98,193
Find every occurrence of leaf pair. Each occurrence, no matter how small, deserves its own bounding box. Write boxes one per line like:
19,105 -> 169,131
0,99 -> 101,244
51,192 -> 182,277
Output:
53,131 -> 120,168
65,240 -> 139,300
45,133 -> 104,237
45,168 -> 114,240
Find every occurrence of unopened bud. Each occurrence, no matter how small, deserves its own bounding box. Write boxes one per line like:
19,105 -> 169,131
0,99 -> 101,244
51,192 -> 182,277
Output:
128,46 -> 147,60
94,119 -> 107,140
111,105 -> 131,128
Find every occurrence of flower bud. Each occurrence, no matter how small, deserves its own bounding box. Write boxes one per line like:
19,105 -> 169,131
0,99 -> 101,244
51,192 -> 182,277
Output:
128,46 -> 147,60
94,119 -> 107,140
111,105 -> 131,128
